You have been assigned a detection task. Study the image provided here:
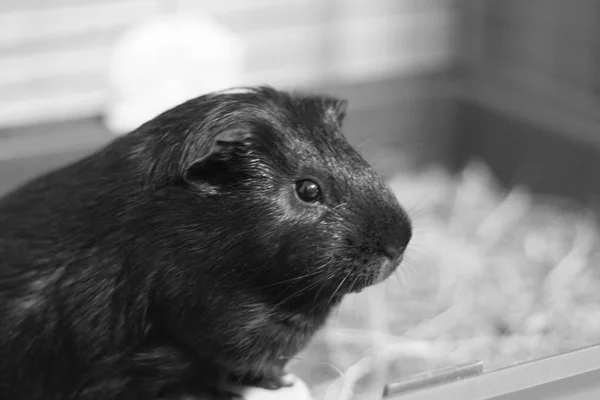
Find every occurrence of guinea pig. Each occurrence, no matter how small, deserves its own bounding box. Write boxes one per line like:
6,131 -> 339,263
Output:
0,86 -> 412,400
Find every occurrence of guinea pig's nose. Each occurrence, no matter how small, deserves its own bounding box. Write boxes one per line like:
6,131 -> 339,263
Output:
382,245 -> 405,264
381,217 -> 412,263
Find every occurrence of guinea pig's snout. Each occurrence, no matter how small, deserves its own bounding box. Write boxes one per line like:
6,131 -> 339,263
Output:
373,231 -> 411,284
376,212 -> 412,271
382,216 -> 412,260
376,243 -> 406,280
346,215 -> 412,291
382,244 -> 406,265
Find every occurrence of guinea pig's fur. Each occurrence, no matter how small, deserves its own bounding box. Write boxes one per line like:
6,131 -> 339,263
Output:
0,86 -> 412,400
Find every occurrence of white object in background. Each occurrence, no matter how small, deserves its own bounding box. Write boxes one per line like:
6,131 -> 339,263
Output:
104,14 -> 245,135
198,375 -> 312,400
237,377 -> 313,400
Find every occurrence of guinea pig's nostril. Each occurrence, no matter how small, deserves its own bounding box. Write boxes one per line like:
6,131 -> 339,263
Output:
382,245 -> 404,263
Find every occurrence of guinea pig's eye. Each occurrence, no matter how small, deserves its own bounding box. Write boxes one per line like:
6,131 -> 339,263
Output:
295,179 -> 322,204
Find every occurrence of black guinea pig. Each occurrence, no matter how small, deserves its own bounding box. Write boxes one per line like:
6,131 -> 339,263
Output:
0,86 -> 412,400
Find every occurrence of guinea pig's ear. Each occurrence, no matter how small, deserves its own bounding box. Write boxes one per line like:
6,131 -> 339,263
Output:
323,98 -> 348,127
183,129 -> 251,185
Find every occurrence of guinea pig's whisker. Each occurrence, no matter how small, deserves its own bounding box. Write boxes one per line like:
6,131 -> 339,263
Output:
393,270 -> 404,287
351,137 -> 373,151
331,297 -> 346,328
274,273 -> 336,307
405,190 -> 436,214
331,202 -> 349,211
411,229 -> 436,235
398,262 -> 424,287
404,244 -> 432,258
261,257 -> 338,292
312,284 -> 328,314
394,264 -> 417,290
349,274 -> 361,294
366,150 -> 398,169
259,270 -> 325,289
326,273 -> 350,308
314,257 -> 337,271
408,209 -> 433,221
404,247 -> 437,266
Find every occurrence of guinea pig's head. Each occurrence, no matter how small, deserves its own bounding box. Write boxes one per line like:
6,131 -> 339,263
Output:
136,86 -> 412,308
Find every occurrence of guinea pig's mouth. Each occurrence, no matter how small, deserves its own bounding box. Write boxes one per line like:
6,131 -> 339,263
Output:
348,254 -> 403,293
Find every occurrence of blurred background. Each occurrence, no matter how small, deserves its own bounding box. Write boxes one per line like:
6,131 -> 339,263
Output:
4,0 -> 600,398
3,0 -> 600,204
1,0 -> 458,192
